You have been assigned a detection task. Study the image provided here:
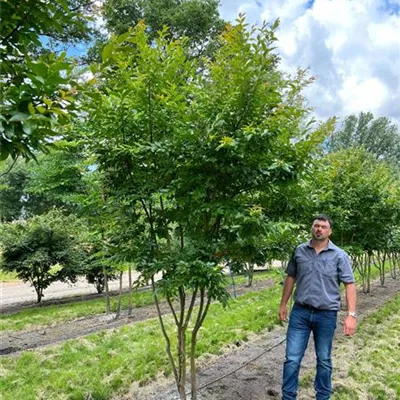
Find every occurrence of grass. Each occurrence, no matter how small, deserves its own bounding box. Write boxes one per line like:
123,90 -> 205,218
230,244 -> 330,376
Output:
0,290 -> 155,332
0,270 -> 18,282
334,293 -> 400,400
0,283 -> 283,400
0,270 -> 279,332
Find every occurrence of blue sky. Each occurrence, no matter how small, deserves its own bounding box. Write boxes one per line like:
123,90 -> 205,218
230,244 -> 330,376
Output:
219,0 -> 400,123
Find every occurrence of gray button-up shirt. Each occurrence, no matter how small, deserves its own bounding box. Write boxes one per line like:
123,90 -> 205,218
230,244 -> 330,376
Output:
285,240 -> 355,311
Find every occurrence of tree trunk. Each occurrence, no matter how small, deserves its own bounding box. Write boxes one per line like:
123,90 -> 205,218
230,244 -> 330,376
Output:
228,261 -> 236,298
116,270 -> 123,318
379,252 -> 386,286
103,266 -> 111,313
190,332 -> 198,400
177,327 -> 187,400
246,263 -> 254,287
34,285 -> 43,303
367,252 -> 372,294
190,289 -> 211,400
128,265 -> 133,316
151,277 -> 179,396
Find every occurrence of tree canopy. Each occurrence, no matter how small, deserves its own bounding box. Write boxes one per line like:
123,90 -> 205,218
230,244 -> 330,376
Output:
329,112 -> 400,163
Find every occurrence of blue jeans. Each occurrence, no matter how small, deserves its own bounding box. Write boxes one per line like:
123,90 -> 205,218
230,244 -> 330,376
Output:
282,304 -> 337,400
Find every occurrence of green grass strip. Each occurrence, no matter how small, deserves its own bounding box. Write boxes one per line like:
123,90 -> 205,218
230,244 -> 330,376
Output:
332,293 -> 400,400
0,284 -> 282,400
0,290 -> 155,332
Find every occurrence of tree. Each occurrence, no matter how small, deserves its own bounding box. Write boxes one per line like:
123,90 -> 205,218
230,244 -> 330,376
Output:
329,112 -> 400,163
0,209 -> 85,302
87,0 -> 225,61
0,159 -> 28,222
0,0 -> 95,161
0,143 -> 90,220
83,18 -> 331,399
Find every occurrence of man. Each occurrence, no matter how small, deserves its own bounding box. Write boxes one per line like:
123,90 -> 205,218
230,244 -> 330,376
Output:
279,214 -> 357,400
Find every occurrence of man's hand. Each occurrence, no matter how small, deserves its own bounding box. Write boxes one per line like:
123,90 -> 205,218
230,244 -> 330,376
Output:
279,304 -> 288,322
343,315 -> 357,336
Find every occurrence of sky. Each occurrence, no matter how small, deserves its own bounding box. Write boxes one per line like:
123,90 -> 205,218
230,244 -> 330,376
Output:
219,0 -> 400,124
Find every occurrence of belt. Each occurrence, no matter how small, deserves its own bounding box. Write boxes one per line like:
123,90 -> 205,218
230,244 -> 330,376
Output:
295,302 -> 322,311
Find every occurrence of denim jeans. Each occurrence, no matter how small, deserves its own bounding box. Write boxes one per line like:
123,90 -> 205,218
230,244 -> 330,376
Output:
282,304 -> 338,400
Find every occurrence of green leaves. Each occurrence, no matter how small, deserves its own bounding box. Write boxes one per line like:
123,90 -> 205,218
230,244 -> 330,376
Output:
0,0 -> 93,162
0,209 -> 86,302
82,18 -> 329,291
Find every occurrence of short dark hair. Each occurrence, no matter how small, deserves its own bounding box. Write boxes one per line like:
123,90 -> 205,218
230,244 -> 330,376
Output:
312,214 -> 333,228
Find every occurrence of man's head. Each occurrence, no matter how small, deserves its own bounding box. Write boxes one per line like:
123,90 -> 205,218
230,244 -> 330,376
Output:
311,214 -> 332,241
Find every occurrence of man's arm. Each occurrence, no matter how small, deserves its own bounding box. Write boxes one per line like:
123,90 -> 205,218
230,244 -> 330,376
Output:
343,282 -> 357,336
279,276 -> 296,321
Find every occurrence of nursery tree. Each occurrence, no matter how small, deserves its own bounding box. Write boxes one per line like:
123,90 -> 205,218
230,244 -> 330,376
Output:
0,209 -> 85,302
83,18 -> 332,399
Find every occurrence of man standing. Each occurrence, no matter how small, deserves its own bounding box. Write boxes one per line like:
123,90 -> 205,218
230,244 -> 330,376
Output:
279,215 -> 357,400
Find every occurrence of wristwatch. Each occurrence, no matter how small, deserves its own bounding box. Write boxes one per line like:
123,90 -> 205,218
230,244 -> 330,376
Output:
347,311 -> 357,318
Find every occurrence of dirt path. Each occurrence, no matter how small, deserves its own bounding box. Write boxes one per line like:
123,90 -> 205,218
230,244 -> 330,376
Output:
118,278 -> 400,400
0,279 -> 273,355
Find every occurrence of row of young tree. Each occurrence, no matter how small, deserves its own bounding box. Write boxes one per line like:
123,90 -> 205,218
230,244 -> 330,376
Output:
1,2 -> 399,399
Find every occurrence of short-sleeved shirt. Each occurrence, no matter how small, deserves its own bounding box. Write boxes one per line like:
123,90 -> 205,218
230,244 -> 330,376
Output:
285,240 -> 354,311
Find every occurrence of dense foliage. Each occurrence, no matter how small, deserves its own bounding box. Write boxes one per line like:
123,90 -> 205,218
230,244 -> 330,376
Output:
0,209 -> 85,302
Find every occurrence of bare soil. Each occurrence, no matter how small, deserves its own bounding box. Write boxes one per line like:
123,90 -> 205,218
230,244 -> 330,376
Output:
115,278 -> 400,400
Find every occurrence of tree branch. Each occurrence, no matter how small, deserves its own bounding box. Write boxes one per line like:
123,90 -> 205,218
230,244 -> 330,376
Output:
152,277 -> 178,381
0,156 -> 19,178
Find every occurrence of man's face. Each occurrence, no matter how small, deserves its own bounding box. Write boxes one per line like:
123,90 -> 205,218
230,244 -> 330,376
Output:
311,219 -> 332,241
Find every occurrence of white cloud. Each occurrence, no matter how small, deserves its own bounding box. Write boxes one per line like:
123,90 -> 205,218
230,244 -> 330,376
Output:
219,0 -> 400,122
339,77 -> 390,113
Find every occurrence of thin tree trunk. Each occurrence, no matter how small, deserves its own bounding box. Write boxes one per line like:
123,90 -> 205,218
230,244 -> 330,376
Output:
228,261 -> 236,298
103,266 -> 111,313
34,285 -> 43,303
190,288 -> 211,400
116,270 -> 123,318
367,252 -> 372,293
176,287 -> 187,399
128,265 -> 133,316
151,277 -> 179,395
247,263 -> 254,287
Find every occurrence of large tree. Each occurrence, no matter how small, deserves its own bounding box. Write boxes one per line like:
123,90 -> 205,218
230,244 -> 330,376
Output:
83,18 -> 331,399
87,0 -> 226,61
0,144 -> 89,221
329,112 -> 400,163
